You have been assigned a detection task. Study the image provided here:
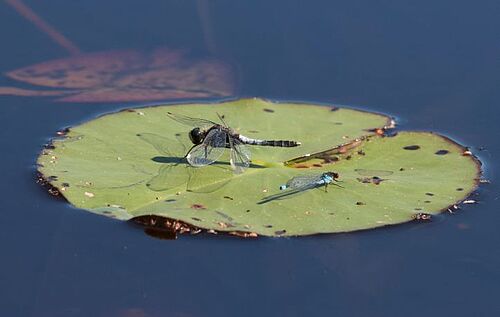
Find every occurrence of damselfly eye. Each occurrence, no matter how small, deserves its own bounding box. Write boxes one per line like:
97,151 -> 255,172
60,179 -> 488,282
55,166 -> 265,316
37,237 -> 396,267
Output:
189,128 -> 204,145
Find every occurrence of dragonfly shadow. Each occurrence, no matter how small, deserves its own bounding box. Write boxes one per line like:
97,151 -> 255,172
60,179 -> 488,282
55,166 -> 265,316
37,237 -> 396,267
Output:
152,156 -> 188,164
259,183 -> 341,204
151,156 -> 265,168
258,188 -> 306,205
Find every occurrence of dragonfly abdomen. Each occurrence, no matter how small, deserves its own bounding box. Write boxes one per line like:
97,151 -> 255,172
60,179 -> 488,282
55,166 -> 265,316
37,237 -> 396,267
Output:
238,135 -> 300,147
261,140 -> 301,147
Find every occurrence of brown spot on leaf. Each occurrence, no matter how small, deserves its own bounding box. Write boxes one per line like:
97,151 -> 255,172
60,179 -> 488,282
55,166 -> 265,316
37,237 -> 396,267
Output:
275,230 -> 287,235
356,176 -> 384,185
263,108 -> 275,113
191,204 -> 206,210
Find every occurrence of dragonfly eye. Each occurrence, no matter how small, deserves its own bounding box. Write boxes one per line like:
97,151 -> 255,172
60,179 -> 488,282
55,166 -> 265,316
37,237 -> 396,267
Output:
189,128 -> 204,145
327,172 -> 339,179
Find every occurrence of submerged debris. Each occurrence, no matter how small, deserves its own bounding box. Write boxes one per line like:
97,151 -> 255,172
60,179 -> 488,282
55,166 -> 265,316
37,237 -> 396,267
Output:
132,215 -> 259,239
36,172 -> 64,198
463,200 -> 477,204
414,213 -> 432,221
229,231 -> 258,238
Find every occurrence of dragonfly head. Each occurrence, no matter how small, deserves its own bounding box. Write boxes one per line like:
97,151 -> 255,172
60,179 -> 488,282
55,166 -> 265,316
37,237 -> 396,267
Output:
189,127 -> 205,145
325,172 -> 339,180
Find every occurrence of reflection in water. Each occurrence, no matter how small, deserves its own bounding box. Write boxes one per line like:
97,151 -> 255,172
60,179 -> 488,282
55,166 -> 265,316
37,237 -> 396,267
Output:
2,0 -> 235,103
0,48 -> 235,102
5,0 -> 81,55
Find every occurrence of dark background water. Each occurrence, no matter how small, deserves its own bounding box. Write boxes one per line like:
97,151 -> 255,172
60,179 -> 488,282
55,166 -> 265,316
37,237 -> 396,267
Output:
1,1 -> 499,316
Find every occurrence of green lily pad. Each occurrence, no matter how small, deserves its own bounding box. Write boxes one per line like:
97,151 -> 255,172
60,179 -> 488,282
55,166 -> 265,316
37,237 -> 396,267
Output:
37,98 -> 480,236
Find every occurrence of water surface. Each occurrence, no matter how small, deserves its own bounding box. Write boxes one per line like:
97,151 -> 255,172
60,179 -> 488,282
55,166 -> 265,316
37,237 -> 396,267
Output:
1,1 -> 499,316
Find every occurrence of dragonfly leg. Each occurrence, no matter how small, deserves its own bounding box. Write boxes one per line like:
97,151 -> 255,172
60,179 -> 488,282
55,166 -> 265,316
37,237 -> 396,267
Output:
332,182 -> 344,189
325,183 -> 328,193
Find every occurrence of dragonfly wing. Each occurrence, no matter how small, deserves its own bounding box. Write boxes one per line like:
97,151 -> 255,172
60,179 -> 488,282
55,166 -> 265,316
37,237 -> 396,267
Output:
137,133 -> 169,156
186,165 -> 233,193
147,164 -> 189,191
186,129 -> 225,167
167,112 -> 217,129
285,175 -> 323,190
228,137 -> 251,174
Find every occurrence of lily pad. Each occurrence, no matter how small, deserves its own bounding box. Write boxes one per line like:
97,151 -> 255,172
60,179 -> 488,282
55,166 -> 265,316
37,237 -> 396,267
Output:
37,98 -> 480,236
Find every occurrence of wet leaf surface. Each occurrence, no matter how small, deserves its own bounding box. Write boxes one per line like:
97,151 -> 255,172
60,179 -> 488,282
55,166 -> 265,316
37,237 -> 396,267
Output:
37,98 -> 480,236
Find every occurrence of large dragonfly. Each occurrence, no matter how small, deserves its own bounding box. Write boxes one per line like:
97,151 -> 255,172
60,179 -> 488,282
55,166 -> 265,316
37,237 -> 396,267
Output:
167,112 -> 301,173
259,171 -> 341,204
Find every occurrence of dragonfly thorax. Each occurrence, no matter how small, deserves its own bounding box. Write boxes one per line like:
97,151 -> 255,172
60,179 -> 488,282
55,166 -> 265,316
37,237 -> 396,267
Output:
190,125 -> 231,146
323,172 -> 339,183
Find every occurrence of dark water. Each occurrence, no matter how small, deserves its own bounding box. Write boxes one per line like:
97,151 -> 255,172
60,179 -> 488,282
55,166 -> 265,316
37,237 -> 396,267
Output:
1,1 -> 499,316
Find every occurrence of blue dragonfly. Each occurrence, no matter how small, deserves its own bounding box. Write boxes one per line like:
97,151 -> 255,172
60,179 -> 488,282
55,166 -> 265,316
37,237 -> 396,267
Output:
259,171 -> 342,204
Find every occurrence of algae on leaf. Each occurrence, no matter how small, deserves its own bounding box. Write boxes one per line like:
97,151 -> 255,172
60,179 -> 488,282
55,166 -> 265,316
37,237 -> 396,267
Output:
37,98 -> 481,237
